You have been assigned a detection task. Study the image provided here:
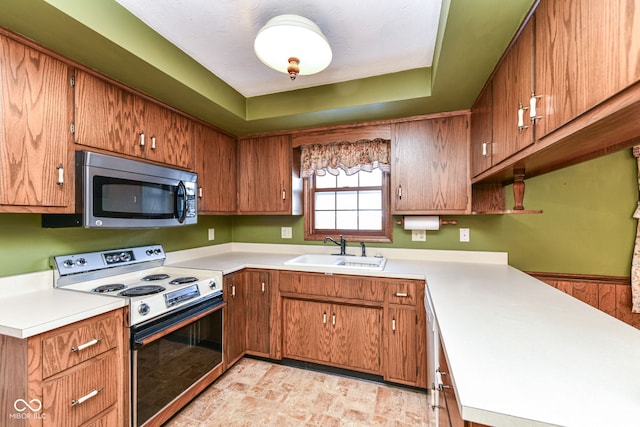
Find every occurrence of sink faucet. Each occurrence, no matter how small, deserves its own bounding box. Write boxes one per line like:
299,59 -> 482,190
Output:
324,235 -> 347,255
360,242 -> 366,257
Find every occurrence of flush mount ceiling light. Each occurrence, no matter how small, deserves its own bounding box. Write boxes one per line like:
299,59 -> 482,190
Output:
254,14 -> 332,81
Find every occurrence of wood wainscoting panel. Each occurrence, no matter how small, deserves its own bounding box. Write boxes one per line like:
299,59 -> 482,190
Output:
530,272 -> 640,330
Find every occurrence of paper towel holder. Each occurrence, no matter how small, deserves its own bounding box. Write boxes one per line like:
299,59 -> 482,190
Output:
395,217 -> 458,227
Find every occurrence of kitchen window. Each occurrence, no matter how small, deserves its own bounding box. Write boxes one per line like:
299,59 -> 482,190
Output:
301,139 -> 392,242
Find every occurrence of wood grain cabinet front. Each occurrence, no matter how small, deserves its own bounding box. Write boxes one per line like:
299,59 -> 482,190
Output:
0,308 -> 126,427
224,271 -> 246,369
391,114 -> 471,214
0,31 -> 73,212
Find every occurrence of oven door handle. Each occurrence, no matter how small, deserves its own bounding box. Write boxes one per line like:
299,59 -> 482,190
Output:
133,300 -> 225,347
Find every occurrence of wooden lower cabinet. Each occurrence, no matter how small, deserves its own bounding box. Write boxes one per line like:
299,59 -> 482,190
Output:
224,271 -> 246,369
282,298 -> 382,374
245,269 -> 272,357
0,308 -> 127,426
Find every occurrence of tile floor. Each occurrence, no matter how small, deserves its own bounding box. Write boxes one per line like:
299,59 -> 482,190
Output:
165,357 -> 435,426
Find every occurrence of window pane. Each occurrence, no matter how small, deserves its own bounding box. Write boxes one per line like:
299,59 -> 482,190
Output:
315,192 -> 336,210
337,173 -> 358,188
336,211 -> 358,229
359,169 -> 382,186
315,211 -> 335,229
359,190 -> 382,210
359,211 -> 382,230
315,173 -> 336,189
336,191 -> 358,210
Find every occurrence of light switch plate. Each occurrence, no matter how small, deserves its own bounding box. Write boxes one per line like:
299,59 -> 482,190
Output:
281,227 -> 292,239
460,228 -> 470,242
208,228 -> 215,241
411,230 -> 426,241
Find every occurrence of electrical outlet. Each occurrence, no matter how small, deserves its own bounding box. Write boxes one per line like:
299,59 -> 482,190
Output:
411,230 -> 426,242
281,227 -> 292,239
207,228 -> 215,240
460,228 -> 470,242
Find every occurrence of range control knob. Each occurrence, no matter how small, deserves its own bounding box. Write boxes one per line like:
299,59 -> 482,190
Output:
75,258 -> 87,266
208,280 -> 217,290
145,249 -> 154,256
138,303 -> 150,316
153,248 -> 162,255
63,259 -> 74,268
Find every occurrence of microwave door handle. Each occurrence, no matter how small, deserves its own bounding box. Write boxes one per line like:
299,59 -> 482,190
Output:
176,181 -> 187,223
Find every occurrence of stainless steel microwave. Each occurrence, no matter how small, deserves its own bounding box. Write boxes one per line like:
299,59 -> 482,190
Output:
44,151 -> 197,228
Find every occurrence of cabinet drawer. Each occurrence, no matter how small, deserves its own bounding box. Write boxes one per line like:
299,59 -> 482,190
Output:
43,349 -> 118,427
42,309 -> 122,378
388,281 -> 417,305
280,272 -> 385,303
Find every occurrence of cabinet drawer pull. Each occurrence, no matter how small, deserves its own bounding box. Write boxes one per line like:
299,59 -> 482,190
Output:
56,164 -> 64,186
261,282 -> 265,293
71,337 -> 102,353
481,142 -> 489,157
332,313 -> 336,326
139,131 -> 145,147
282,190 -> 286,200
530,93 -> 542,123
71,387 -> 103,407
323,312 -> 327,325
397,185 -> 402,199
151,136 -> 156,150
391,318 -> 396,332
198,187 -> 203,198
231,285 -> 236,298
394,292 -> 409,297
517,103 -> 529,132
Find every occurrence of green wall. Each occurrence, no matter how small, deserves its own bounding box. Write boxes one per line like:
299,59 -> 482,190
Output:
0,149 -> 636,278
233,149 -> 638,277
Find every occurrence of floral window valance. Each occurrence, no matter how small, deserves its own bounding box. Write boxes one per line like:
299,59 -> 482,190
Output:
300,138 -> 391,178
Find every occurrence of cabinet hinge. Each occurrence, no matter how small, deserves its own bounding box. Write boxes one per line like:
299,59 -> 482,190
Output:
70,122 -> 75,135
70,75 -> 75,87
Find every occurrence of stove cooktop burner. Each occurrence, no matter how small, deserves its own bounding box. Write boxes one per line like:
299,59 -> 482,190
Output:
93,284 -> 126,293
169,276 -> 199,285
142,274 -> 170,281
118,285 -> 166,297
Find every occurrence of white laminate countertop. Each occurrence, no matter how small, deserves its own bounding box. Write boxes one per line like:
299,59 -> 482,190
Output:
0,270 -> 126,338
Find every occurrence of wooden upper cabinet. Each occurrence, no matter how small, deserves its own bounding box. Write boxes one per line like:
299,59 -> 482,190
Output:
237,134 -> 301,214
470,82 -> 493,177
0,34 -> 72,210
534,0 -> 640,138
195,123 -> 237,214
133,97 -> 193,170
491,16 -> 535,165
74,70 -> 193,170
391,114 -> 470,214
74,70 -> 136,155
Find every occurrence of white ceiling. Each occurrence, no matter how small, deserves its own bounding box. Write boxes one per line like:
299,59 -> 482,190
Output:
114,0 -> 442,98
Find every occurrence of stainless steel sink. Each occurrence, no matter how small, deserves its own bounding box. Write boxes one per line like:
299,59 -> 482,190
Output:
284,254 -> 387,271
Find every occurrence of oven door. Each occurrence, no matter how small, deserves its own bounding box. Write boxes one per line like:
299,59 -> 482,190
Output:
131,295 -> 224,427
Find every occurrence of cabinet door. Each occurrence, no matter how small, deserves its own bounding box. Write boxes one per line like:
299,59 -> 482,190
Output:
330,304 -> 381,373
283,298 -> 331,363
386,307 -> 418,384
0,35 -> 71,208
534,0 -> 640,138
237,135 -> 292,214
470,83 -> 493,177
133,98 -> 193,169
224,272 -> 245,368
392,115 -> 470,214
74,70 -> 136,155
491,17 -> 534,165
245,270 -> 271,355
195,124 -> 237,213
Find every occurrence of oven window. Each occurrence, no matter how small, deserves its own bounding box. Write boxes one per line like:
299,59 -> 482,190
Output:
94,176 -> 175,218
135,308 -> 222,426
